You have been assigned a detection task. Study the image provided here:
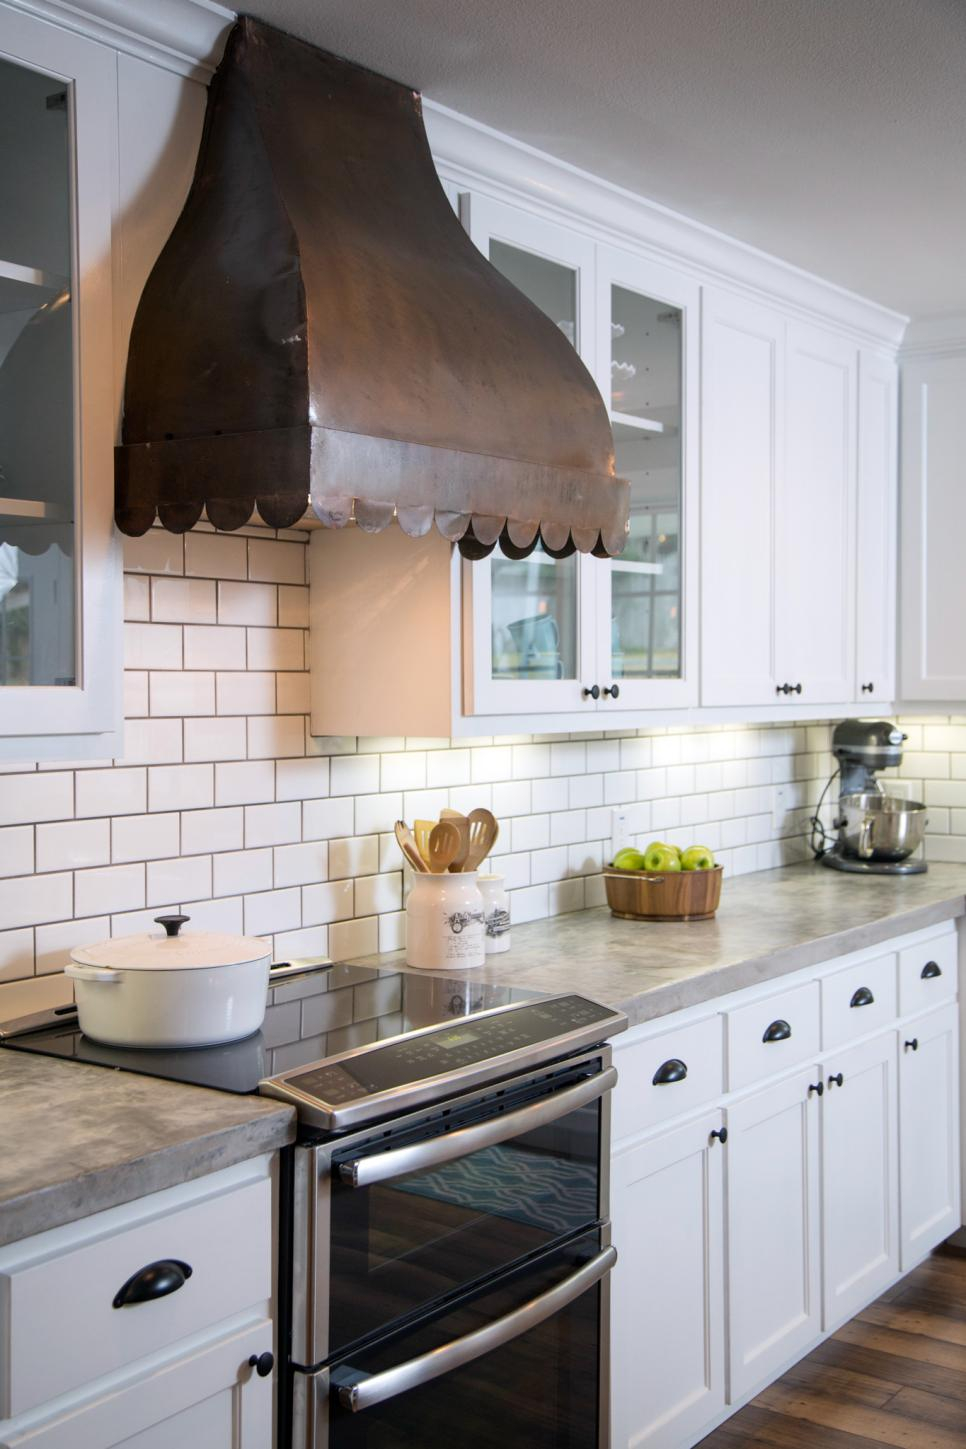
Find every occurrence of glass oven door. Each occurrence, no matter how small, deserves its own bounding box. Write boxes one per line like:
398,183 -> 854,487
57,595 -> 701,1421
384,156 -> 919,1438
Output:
291,1050 -> 613,1366
295,1226 -> 612,1449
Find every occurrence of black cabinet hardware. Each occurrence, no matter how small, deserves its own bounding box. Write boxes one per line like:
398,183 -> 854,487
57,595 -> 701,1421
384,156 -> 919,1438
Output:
808,1082 -> 824,1097
710,1127 -> 728,1145
154,913 -> 189,937
602,684 -> 621,699
652,1058 -> 687,1086
113,1259 -> 192,1309
762,1019 -> 792,1043
904,1038 -> 919,1052
793,682 -> 802,694
775,682 -> 803,696
850,986 -> 874,1008
582,684 -> 600,700
861,682 -> 875,694
827,1072 -> 844,1088
921,960 -> 942,979
249,1352 -> 275,1378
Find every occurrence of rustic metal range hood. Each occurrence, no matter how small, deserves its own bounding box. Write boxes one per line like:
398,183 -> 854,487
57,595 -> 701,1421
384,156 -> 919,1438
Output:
115,17 -> 628,561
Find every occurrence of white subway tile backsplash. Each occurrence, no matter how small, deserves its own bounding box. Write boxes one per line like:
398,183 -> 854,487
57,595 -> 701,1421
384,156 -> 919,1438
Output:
381,752 -> 427,792
274,925 -> 328,960
491,781 -> 531,818
274,841 -> 328,888
120,720 -> 183,767
125,623 -> 183,670
218,580 -> 277,626
148,855 -> 212,907
123,530 -> 183,576
181,895 -> 245,934
36,819 -> 110,873
276,672 -> 310,715
151,577 -> 216,625
0,773 -> 73,827
150,671 -> 215,718
329,836 -> 378,880
354,793 -> 402,836
215,760 -> 276,807
278,585 -> 309,628
184,715 -> 248,763
124,574 -> 150,621
214,848 -> 273,897
276,756 -> 329,801
217,671 -> 275,716
112,812 -> 180,864
244,886 -> 301,936
245,801 -> 300,848
149,764 -> 214,813
0,826 -> 33,879
184,625 -> 246,671
75,863 -> 143,918
427,749 -> 470,788
185,532 -> 247,581
248,538 -> 304,584
329,915 -> 378,960
248,715 -> 305,760
354,873 -> 402,917
0,870 -> 72,930
247,628 -> 304,672
303,796 -> 355,840
472,746 -> 513,783
182,807 -> 243,856
303,878 -> 354,926
331,754 -> 380,796
124,671 -> 149,718
35,915 -> 108,976
0,927 -> 34,981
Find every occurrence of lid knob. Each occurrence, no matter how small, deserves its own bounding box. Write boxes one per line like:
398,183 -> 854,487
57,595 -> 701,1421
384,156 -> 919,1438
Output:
154,914 -> 189,938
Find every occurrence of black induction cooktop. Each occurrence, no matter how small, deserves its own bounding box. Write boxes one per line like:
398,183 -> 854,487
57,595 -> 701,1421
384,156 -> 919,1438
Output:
0,960 -> 537,1096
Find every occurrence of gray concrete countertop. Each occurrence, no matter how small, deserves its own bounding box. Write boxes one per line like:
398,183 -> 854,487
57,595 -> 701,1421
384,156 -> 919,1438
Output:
0,1050 -> 295,1248
366,861 -> 966,1027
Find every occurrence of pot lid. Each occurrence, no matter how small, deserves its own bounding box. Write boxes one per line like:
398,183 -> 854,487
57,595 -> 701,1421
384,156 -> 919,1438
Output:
113,18 -> 629,562
71,914 -> 271,972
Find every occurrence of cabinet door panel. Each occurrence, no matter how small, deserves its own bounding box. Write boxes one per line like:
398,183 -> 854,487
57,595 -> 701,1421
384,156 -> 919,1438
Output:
899,1003 -> 961,1269
460,195 -> 599,716
822,1034 -> 899,1330
701,290 -> 782,706
726,1068 -> 821,1402
611,1112 -> 725,1448
856,351 -> 897,702
777,323 -> 856,704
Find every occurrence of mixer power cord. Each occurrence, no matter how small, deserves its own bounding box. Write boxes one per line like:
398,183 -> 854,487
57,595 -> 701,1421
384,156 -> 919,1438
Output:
809,767 -> 840,860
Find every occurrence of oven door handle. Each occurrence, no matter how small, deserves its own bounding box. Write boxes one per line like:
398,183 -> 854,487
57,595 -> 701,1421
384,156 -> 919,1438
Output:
336,1243 -> 617,1413
338,1065 -> 617,1188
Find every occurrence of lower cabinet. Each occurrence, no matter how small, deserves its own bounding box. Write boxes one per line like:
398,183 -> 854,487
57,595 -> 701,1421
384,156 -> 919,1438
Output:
821,1033 -> 899,1330
899,1002 -> 961,1269
611,1111 -> 726,1448
0,1318 -> 273,1449
725,1068 -> 822,1402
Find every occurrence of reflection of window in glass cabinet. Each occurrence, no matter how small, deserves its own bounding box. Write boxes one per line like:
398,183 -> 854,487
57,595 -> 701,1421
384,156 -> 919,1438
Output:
596,249 -> 698,709
0,12 -> 118,754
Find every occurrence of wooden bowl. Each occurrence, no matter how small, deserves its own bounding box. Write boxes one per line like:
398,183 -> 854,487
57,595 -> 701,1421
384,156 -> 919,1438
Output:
604,864 -> 723,922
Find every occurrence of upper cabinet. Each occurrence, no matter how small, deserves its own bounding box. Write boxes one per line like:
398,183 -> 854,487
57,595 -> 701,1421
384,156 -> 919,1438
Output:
0,8 -> 120,758
855,350 -> 897,703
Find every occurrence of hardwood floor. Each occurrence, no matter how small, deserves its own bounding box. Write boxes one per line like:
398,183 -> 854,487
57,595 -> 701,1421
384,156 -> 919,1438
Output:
698,1248 -> 966,1447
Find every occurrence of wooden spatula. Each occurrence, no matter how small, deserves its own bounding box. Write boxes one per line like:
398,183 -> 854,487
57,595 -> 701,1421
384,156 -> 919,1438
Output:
463,808 -> 499,872
394,820 -> 426,873
427,819 -> 462,873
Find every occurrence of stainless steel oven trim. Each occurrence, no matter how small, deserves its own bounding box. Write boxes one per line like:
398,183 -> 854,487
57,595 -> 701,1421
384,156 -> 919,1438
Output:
339,1065 -> 617,1187
260,993 -> 627,1130
291,1221 -> 614,1449
338,1244 -> 617,1411
290,1044 -> 614,1370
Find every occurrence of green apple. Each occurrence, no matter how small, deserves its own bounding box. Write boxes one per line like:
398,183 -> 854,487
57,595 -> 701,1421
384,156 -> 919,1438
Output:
612,847 -> 646,871
681,845 -> 716,871
643,840 -> 681,861
643,844 -> 682,872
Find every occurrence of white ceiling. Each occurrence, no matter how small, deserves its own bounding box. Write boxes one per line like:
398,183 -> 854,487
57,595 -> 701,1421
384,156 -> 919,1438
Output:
241,0 -> 966,319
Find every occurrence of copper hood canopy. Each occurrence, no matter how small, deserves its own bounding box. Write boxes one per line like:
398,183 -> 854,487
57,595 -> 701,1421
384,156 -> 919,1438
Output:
115,17 -> 628,561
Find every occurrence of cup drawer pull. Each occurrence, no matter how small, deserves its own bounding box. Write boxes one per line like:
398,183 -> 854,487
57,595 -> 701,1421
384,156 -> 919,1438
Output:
921,960 -> 942,979
762,1019 -> 792,1043
849,986 -> 874,1008
652,1058 -> 688,1086
113,1259 -> 192,1309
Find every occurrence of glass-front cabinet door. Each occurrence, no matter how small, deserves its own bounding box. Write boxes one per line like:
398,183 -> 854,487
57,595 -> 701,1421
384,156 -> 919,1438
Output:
594,247 -> 699,709
0,10 -> 118,755
460,196 -> 599,717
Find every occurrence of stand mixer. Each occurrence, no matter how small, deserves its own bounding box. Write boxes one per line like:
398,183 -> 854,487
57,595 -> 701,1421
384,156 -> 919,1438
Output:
814,720 -> 929,875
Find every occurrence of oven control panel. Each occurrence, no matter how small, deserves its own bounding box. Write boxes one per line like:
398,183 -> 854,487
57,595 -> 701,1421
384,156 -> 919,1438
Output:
259,994 -> 626,1129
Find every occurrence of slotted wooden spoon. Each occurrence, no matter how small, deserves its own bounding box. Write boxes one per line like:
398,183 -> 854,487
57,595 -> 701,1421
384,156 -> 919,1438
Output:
427,819 -> 462,873
394,820 -> 426,873
463,808 -> 499,872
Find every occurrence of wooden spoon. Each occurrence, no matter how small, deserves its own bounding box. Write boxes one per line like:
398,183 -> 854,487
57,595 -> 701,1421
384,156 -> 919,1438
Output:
463,808 -> 499,872
413,819 -> 436,868
440,810 -> 470,871
394,820 -> 426,873
427,819 -> 462,873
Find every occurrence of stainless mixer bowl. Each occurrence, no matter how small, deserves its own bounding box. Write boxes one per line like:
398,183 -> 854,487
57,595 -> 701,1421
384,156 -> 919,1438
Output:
835,793 -> 928,862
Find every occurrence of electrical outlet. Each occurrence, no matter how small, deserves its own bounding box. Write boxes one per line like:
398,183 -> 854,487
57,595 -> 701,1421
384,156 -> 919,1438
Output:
772,784 -> 791,828
610,807 -> 631,862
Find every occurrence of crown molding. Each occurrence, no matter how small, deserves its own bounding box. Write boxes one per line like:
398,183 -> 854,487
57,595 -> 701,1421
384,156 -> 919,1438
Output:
425,100 -> 908,352
2,0 -> 233,77
900,313 -> 966,362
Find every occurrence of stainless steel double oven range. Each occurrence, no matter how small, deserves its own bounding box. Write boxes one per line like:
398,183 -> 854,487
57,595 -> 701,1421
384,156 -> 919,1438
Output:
262,985 -> 627,1449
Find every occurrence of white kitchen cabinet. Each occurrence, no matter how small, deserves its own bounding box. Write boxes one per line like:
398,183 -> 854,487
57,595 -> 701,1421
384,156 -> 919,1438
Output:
725,1066 -> 822,1402
898,1002 -> 961,1269
0,1318 -> 273,1449
821,1032 -> 899,1330
776,322 -> 857,705
610,1111 -> 726,1449
592,247 -> 699,711
899,346 -> 966,701
855,350 -> 897,702
700,289 -> 784,708
0,5 -> 121,759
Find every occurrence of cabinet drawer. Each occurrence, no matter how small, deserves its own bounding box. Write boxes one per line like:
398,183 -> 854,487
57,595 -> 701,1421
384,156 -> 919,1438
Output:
612,1015 -> 724,1140
821,952 -> 898,1049
726,981 -> 820,1091
1,1171 -> 271,1417
898,930 -> 957,1016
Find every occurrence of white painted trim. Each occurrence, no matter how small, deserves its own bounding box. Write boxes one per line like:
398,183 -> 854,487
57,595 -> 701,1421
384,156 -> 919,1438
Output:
425,101 -> 908,353
1,0 -> 232,78
900,313 -> 966,361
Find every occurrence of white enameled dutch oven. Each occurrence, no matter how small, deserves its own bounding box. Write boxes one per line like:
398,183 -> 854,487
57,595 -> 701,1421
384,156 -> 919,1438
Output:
65,914 -> 271,1049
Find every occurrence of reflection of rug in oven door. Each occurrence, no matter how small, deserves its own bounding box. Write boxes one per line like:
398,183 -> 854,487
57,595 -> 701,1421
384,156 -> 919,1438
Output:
395,1146 -> 598,1234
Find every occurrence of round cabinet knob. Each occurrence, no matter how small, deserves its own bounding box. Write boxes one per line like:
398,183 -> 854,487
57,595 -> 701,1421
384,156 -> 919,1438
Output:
602,684 -> 621,699
827,1072 -> 844,1089
904,1038 -> 919,1052
582,684 -> 600,700
776,683 -> 789,695
808,1081 -> 824,1097
249,1352 -> 275,1378
793,683 -> 802,695
710,1127 -> 728,1145
861,682 -> 875,694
